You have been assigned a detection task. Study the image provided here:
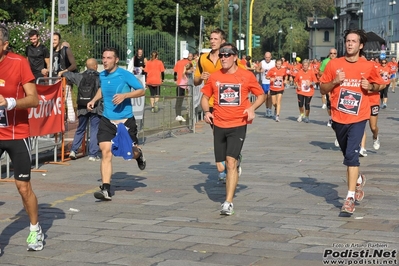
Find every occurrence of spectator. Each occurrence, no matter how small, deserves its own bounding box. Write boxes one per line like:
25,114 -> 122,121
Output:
144,50 -> 165,113
25,29 -> 50,82
51,32 -> 77,77
63,58 -> 102,161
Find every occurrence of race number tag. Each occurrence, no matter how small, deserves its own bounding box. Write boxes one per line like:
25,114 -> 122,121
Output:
301,80 -> 311,92
274,76 -> 284,88
218,83 -> 241,106
0,106 -> 9,127
337,88 -> 362,115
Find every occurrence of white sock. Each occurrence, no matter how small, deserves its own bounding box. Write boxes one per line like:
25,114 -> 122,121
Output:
30,223 -> 40,232
346,191 -> 355,199
357,175 -> 363,184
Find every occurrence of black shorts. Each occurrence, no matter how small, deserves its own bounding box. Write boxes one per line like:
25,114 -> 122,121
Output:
97,116 -> 138,145
270,90 -> 284,96
213,125 -> 247,162
0,138 -> 32,181
148,85 -> 160,96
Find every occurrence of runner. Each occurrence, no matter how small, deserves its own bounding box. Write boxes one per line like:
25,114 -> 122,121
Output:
319,48 -> 337,126
266,59 -> 288,122
378,59 -> 391,109
319,29 -> 384,214
200,43 -> 265,215
256,52 -> 275,117
295,59 -> 318,123
387,57 -> 398,93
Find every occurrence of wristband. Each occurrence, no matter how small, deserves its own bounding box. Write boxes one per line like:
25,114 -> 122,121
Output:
5,97 -> 16,110
204,111 -> 210,113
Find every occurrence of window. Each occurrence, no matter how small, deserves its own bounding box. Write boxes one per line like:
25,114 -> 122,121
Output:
324,31 -> 330,42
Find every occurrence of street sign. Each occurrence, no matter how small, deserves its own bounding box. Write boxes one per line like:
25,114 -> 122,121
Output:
292,52 -> 296,58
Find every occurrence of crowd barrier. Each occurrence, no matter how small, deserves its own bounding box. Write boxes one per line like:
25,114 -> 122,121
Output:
1,77 -> 68,178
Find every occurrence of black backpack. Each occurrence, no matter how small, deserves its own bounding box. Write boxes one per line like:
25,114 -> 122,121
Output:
77,71 -> 99,107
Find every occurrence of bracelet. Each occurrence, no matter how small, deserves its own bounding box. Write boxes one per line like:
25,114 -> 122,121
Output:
204,111 -> 210,113
5,97 -> 16,110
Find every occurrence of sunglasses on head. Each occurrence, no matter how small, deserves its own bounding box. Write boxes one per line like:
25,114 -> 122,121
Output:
218,53 -> 234,58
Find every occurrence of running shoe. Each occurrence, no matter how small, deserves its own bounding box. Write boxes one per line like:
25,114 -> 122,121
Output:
69,151 -> 77,160
327,119 -> 332,127
341,197 -> 355,214
275,115 -> 280,122
218,171 -> 226,182
355,174 -> 366,202
220,201 -> 234,216
381,103 -> 387,109
94,185 -> 112,201
297,114 -> 303,122
373,136 -> 380,150
303,117 -> 309,123
27,226 -> 44,251
359,148 -> 367,157
334,139 -> 340,148
151,107 -> 155,113
136,147 -> 146,170
322,104 -> 327,109
88,156 -> 101,162
154,104 -> 159,113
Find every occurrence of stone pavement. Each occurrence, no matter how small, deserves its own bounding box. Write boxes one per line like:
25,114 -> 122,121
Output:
1,86 -> 399,266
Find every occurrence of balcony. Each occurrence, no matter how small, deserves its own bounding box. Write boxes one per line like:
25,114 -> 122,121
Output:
345,2 -> 361,13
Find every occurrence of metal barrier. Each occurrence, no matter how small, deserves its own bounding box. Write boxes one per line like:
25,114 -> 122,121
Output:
138,84 -> 195,141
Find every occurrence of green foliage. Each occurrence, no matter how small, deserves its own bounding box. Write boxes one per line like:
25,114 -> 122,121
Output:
59,28 -> 94,71
3,21 -> 51,55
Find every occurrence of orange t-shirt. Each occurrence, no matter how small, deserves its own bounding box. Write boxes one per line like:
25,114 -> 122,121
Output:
290,63 -> 301,77
378,65 -> 391,85
173,58 -> 190,85
387,61 -> 398,75
201,67 -> 264,128
320,57 -> 384,124
144,59 -> 165,85
266,67 -> 287,92
295,69 -> 318,97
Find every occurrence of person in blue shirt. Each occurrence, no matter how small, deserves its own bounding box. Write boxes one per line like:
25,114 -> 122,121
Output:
87,47 -> 146,201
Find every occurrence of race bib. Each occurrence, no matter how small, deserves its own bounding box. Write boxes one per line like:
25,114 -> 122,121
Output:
337,88 -> 362,115
274,76 -> 283,88
0,106 -> 9,127
301,80 -> 311,92
218,83 -> 241,106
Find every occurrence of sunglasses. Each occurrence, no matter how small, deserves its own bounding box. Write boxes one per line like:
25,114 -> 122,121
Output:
218,53 -> 234,58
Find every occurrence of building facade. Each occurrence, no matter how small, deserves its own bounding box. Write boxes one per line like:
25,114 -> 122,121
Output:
305,17 -> 335,60
334,0 -> 398,59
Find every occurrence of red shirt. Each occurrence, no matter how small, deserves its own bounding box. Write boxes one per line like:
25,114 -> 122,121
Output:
295,69 -> 318,97
201,68 -> 264,128
0,52 -> 35,140
320,57 -> 384,124
266,67 -> 287,92
378,65 -> 391,85
144,59 -> 165,85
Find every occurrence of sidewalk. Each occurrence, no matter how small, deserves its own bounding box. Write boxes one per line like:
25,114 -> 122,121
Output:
1,86 -> 399,266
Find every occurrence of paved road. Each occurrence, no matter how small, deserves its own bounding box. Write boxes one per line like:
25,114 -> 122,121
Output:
1,86 -> 399,266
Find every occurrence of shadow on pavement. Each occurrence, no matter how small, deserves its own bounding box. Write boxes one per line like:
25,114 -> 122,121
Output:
0,203 -> 65,256
290,177 -> 341,210
110,172 -> 147,195
190,162 -> 248,203
309,140 -> 340,151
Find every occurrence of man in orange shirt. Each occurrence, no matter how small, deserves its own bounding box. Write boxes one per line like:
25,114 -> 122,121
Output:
201,43 -> 265,215
0,25 -> 44,251
320,29 -> 384,214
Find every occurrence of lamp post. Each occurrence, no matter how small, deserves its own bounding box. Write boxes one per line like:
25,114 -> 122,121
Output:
312,16 -> 318,59
333,13 -> 338,50
290,24 -> 293,63
356,4 -> 363,30
278,27 -> 282,59
127,0 -> 134,65
389,0 -> 396,54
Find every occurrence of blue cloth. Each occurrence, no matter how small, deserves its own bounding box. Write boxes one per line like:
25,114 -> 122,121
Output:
111,123 -> 133,160
99,67 -> 144,120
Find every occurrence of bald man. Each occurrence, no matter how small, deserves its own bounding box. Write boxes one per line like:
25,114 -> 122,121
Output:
62,58 -> 102,161
256,52 -> 275,117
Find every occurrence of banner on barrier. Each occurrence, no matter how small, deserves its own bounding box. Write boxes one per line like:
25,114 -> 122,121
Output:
29,82 -> 65,136
132,74 -> 146,120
